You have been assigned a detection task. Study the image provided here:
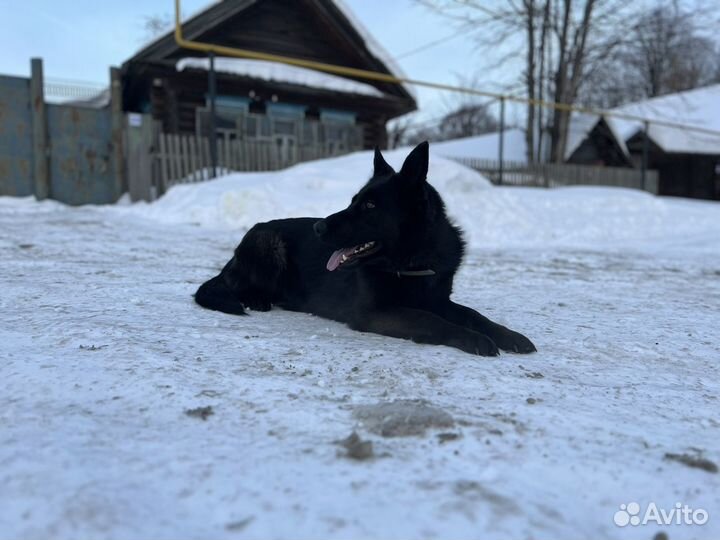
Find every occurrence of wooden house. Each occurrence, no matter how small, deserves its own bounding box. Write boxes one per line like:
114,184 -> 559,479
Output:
121,0 -> 416,158
566,85 -> 720,200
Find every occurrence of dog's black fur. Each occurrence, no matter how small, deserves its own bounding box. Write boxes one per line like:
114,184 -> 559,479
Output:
195,142 -> 535,356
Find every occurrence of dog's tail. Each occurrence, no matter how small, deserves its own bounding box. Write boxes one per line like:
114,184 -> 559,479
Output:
194,274 -> 246,315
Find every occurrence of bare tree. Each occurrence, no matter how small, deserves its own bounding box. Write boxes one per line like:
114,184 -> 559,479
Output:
142,13 -> 178,42
579,2 -> 719,108
627,4 -> 716,97
387,118 -> 412,149
523,0 -> 537,163
548,0 -> 601,163
420,0 -> 635,162
536,0 -> 552,161
398,102 -> 499,147
714,44 -> 720,84
436,103 -> 499,140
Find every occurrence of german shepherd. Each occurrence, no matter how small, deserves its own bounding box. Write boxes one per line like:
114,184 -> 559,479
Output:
195,142 -> 535,356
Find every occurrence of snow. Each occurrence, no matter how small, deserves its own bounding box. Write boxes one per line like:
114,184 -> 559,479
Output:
609,84 -> 720,155
430,129 -> 528,162
2,149 -> 720,540
45,88 -> 111,109
177,58 -> 385,98
120,150 -> 491,231
568,84 -> 720,158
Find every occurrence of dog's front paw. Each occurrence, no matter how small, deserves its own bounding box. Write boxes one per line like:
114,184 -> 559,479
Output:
475,334 -> 500,357
245,300 -> 272,312
495,329 -> 536,353
452,333 -> 499,357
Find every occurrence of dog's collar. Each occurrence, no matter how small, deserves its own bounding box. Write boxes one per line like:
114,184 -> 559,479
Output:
394,269 -> 436,277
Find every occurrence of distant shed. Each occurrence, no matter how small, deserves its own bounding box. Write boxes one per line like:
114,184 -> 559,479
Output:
567,85 -> 720,200
565,115 -> 633,168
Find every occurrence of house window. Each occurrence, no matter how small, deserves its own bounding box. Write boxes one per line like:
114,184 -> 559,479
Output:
319,109 -> 360,153
266,103 -> 307,118
197,95 -> 250,136
266,103 -> 306,139
197,98 -> 362,157
210,95 -> 250,117
319,109 -> 356,125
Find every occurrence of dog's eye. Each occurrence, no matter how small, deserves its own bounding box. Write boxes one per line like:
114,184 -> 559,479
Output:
363,201 -> 376,210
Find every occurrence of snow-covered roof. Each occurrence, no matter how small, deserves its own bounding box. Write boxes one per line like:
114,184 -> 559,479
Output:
610,84 -> 720,155
567,84 -> 720,158
128,0 -> 415,103
63,88 -> 111,109
430,129 -> 528,162
565,113 -> 616,160
177,57 -> 385,98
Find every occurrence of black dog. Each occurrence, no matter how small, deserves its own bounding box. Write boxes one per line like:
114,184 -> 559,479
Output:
195,142 -> 535,356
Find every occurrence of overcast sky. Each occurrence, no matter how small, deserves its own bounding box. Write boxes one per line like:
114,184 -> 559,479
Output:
0,0 -> 526,124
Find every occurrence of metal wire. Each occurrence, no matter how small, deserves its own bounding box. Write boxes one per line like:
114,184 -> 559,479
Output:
44,79 -> 106,99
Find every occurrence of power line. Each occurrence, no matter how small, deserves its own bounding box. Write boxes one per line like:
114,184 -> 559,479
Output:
395,22 -> 477,60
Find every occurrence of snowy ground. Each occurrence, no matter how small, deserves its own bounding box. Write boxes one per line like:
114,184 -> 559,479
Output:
1,150 -> 719,540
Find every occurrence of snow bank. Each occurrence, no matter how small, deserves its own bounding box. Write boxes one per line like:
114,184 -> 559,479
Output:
122,149 -> 720,256
431,129 -> 528,162
463,186 -> 720,254
121,149 -> 492,230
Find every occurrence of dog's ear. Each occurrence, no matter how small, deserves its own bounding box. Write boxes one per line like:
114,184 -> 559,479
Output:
400,141 -> 429,184
373,146 -> 394,176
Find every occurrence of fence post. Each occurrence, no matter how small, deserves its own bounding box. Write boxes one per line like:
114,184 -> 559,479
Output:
208,51 -> 218,179
641,120 -> 649,192
498,97 -> 505,186
126,113 -> 153,201
30,58 -> 50,200
110,67 -> 126,199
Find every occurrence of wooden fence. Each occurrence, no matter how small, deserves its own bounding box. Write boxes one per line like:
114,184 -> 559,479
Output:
154,133 -> 355,193
157,134 -> 274,188
448,157 -> 659,194
145,132 -> 660,199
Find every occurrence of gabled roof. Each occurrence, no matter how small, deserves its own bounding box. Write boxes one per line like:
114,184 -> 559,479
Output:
123,0 -> 415,105
565,113 -> 632,161
567,84 -> 720,158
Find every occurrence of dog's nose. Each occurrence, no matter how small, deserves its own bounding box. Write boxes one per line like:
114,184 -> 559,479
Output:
313,219 -> 327,237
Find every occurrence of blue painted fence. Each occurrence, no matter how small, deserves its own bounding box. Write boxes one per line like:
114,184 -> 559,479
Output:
0,75 -> 34,196
46,104 -> 117,205
0,72 -> 121,205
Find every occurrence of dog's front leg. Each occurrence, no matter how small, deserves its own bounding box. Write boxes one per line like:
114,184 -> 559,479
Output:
350,307 -> 499,356
436,301 -> 537,353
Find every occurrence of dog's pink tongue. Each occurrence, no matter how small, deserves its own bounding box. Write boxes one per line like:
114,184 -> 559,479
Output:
326,248 -> 353,271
